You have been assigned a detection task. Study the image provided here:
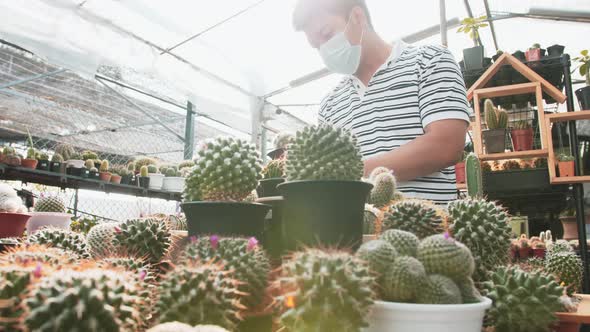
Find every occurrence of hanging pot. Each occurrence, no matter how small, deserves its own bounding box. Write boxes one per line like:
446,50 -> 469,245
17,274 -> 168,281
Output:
510,128 -> 534,151
463,46 -> 484,71
455,162 -> 466,184
575,86 -> 590,110
558,161 -> 575,177
256,178 -> 285,198
482,129 -> 506,154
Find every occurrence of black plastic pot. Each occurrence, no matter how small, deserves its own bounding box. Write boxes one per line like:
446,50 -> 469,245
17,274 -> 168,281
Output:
278,180 -> 372,251
256,178 -> 285,198
80,169 -> 90,178
94,161 -> 101,169
484,168 -> 551,194
482,129 -> 506,154
257,196 -> 284,262
50,161 -> 61,173
547,44 -> 565,57
89,171 -> 100,180
66,167 -> 83,177
576,86 -> 590,110
120,174 -> 133,185
463,46 -> 484,70
36,160 -> 50,171
237,313 -> 273,332
512,50 -> 526,62
139,176 -> 150,188
492,52 -> 503,63
181,202 -> 270,240
483,57 -> 492,68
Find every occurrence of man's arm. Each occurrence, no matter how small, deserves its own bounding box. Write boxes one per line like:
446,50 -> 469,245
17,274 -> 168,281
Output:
363,119 -> 468,180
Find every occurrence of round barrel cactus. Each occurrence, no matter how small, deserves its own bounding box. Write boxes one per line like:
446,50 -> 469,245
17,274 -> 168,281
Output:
382,200 -> 444,239
113,218 -> 172,264
28,228 -> 89,258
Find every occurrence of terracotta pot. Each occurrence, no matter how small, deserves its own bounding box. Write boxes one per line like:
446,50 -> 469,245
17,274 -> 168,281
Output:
21,158 -> 38,169
99,172 -> 112,182
559,216 -> 590,241
558,161 -> 575,177
511,128 -> 533,151
482,128 -> 506,154
532,248 -> 546,259
455,162 -> 466,184
525,48 -> 542,62
0,153 -> 4,163
0,213 -> 31,238
110,174 -> 122,184
5,156 -> 21,166
518,247 -> 530,259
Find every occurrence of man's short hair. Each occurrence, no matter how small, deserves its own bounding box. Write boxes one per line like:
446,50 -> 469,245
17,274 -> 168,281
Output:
293,0 -> 373,31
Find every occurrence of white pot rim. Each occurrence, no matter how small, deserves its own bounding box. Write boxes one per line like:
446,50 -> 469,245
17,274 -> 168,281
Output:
163,176 -> 184,180
373,297 -> 492,312
30,212 -> 73,217
148,173 -> 165,178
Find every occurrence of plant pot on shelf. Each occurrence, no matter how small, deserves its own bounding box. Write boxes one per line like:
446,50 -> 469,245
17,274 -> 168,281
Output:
120,174 -> 133,185
21,158 -> 38,169
364,298 -> 492,332
482,128 -> 506,154
88,170 -> 100,180
110,174 -> 122,184
27,212 -> 72,235
256,178 -> 285,198
510,128 -> 534,151
526,48 -> 542,62
162,177 -> 185,192
36,160 -> 50,171
558,161 -> 575,177
512,50 -> 526,62
50,161 -> 61,173
0,213 -> 31,238
482,57 -> 492,68
455,162 -> 466,184
483,168 -> 552,193
278,180 -> 372,251
518,247 -> 530,259
181,202 -> 270,241
138,176 -> 150,189
559,216 -> 590,241
463,46 -> 484,71
533,248 -> 546,259
80,168 -> 89,178
66,167 -> 84,177
547,44 -> 565,57
575,86 -> 590,110
147,173 -> 164,190
99,172 -> 112,182
66,160 -> 85,169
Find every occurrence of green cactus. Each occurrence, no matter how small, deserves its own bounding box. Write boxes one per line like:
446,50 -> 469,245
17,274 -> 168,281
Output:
285,124 -> 364,181
51,153 -> 64,163
182,236 -> 270,308
37,152 -> 49,161
28,228 -> 89,258
90,167 -> 98,173
382,200 -> 444,239
86,222 -> 120,258
34,196 -> 66,213
547,239 -> 574,256
379,229 -> 420,257
0,244 -> 78,265
156,262 -> 243,329
383,256 -> 427,302
99,255 -> 154,282
148,164 -> 159,174
417,274 -> 462,304
465,153 -> 483,198
356,239 -> 398,287
448,198 -> 512,282
363,204 -> 379,234
276,249 -> 375,332
483,266 -> 564,332
545,252 -> 583,296
0,265 -> 32,330
167,214 -> 187,231
417,234 -> 475,281
456,277 -> 483,303
184,137 -> 262,201
113,218 -> 172,264
368,167 -> 391,181
127,162 -> 136,172
262,159 -> 285,179
54,143 -> 75,161
134,157 -> 157,171
178,160 -> 195,170
165,168 -> 178,177
99,160 -> 110,173
140,165 -> 149,177
368,172 -> 397,208
81,150 -> 98,161
84,159 -> 94,170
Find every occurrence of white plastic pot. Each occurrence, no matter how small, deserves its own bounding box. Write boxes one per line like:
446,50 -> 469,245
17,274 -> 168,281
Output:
148,173 -> 165,190
27,212 -> 73,234
162,177 -> 185,192
364,298 -> 492,332
65,160 -> 85,168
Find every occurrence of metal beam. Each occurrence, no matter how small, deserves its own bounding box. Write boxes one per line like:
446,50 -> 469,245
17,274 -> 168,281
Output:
440,0 -> 448,47
0,68 -> 67,90
482,0 -> 499,51
184,101 -> 195,160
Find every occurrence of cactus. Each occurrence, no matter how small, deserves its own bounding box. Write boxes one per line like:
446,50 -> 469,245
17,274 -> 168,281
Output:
382,200 -> 444,239
379,229 -> 420,257
484,99 -> 507,129
0,265 -> 33,330
383,256 -> 427,302
0,183 -> 27,213
0,244 -> 78,265
285,124 -> 364,181
81,150 -> 98,161
545,252 -> 583,296
28,228 -> 90,258
456,277 -> 483,303
502,160 -> 521,170
54,143 -> 75,161
84,159 -> 94,169
37,152 -> 49,161
356,239 -> 397,287
113,218 -> 172,264
483,266 -> 564,332
417,234 -> 475,281
465,153 -> 483,198
178,160 -> 195,170
127,161 -> 136,172
51,153 -> 64,163
167,214 -> 187,231
148,164 -> 159,174
368,172 -> 397,208
262,159 -> 286,179
547,239 -> 574,256
86,222 -> 120,258
34,196 -> 66,213
448,198 -> 512,282
134,157 -> 157,171
100,159 -> 110,173
182,236 -> 270,308
140,165 -> 149,177
276,249 -> 375,332
165,168 -> 178,177
363,204 -> 380,234
99,255 -> 153,282
156,262 -> 243,329
417,274 -> 463,304
184,137 -> 262,201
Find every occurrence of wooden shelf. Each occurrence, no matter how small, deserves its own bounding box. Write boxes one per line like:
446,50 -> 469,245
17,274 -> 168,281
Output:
474,82 -> 539,99
556,295 -> 590,324
478,149 -> 548,161
546,110 -> 590,122
550,176 -> 590,185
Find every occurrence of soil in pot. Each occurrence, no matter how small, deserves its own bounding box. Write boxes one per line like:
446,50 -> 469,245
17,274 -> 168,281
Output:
181,202 -> 270,241
36,160 -> 50,171
482,129 -> 506,154
21,159 -> 38,169
256,178 -> 286,198
0,213 -> 31,238
110,174 -> 122,184
575,86 -> 590,110
162,177 -> 185,192
138,176 -> 150,189
99,172 -> 112,182
511,128 -> 534,151
455,162 -> 466,184
558,161 -> 575,177
463,46 -> 484,71
278,180 -> 372,251
50,162 -> 61,173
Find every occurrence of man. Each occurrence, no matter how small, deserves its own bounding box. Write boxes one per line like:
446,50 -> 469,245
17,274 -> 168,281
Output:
293,0 -> 470,204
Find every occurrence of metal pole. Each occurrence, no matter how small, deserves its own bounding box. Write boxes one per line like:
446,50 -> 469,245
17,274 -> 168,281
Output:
261,126 -> 267,162
73,189 -> 79,219
563,54 -> 590,293
440,0 -> 448,47
250,97 -> 264,147
0,68 -> 67,90
482,0 -> 499,51
184,101 -> 196,160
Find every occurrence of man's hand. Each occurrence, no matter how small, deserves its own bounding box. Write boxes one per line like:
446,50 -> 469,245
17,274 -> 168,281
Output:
363,119 -> 468,181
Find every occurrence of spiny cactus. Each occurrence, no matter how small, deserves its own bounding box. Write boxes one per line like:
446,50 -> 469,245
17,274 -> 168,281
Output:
456,277 -> 483,304
356,239 -> 397,286
81,150 -> 98,161
379,229 -> 420,257
0,183 -> 26,213
465,153 -> 483,198
70,216 -> 99,234
178,160 -> 196,170
167,214 -> 187,231
276,249 -> 375,332
417,234 -> 475,281
363,204 -> 380,234
184,137 -> 262,201
148,322 -> 196,332
547,239 -> 574,256
54,143 -> 75,161
483,266 -> 564,332
383,256 -> 427,302
448,198 -> 511,282
28,228 -> 89,258
484,99 -> 507,129
182,236 -> 270,308
0,265 -> 32,330
51,153 -> 64,163
417,274 -> 462,304
34,196 -> 66,213
86,222 -> 120,258
148,165 -> 159,174
85,159 -> 94,170
100,160 -> 110,173
285,124 -> 364,181
156,262 -> 243,329
545,252 -> 583,296
25,268 -> 146,332
140,165 -> 149,177
134,157 -> 157,171
99,255 -> 153,282
262,159 -> 286,179
382,200 -> 444,239
113,218 -> 172,264
368,172 -> 397,208
0,244 -> 78,265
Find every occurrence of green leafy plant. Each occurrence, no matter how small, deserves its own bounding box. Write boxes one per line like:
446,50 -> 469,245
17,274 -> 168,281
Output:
573,50 -> 590,86
457,16 -> 488,47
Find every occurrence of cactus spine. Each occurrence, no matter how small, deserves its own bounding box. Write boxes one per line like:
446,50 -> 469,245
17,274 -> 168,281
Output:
465,153 -> 483,198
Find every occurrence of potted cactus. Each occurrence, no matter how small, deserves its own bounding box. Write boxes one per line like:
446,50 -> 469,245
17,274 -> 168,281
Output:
110,165 -> 125,184
558,154 -> 576,177
532,240 -> 547,259
50,153 -> 63,172
518,234 -> 531,259
81,150 -> 98,162
510,120 -> 534,151
482,99 -> 508,154
123,162 -> 136,185
27,195 -> 73,234
526,43 -> 542,62
257,158 -> 286,198
0,183 -> 30,238
574,50 -> 590,110
65,152 -> 85,176
455,152 -> 467,184
2,147 -> 21,166
147,164 -> 164,190
181,137 -> 269,240
134,157 -> 157,174
161,166 -> 185,192
35,152 -> 50,171
21,130 -> 38,170
98,160 -> 112,182
277,124 -> 371,251
138,165 -> 150,189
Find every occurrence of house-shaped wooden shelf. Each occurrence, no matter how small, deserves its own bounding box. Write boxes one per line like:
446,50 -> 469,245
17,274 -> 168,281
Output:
466,53 -> 567,161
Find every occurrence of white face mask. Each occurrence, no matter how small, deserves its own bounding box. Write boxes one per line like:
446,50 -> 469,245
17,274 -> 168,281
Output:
319,13 -> 364,75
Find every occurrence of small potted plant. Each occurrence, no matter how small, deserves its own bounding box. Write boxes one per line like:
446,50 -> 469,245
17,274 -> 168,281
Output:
50,153 -> 63,173
87,167 -> 99,180
257,158 -> 286,197
124,162 -> 136,185
81,150 -> 98,162
3,149 -> 21,167
518,234 -> 531,259
162,166 -> 185,193
559,197 -> 583,241
482,99 -> 508,154
65,152 -> 85,176
510,120 -> 533,151
558,154 -> 575,177
147,164 -> 164,190
138,165 -> 150,188
134,157 -> 157,174
525,43 -> 542,62
178,160 -> 195,171
0,183 -> 30,238
532,240 -> 547,259
21,130 -> 38,169
573,50 -> 590,110
110,165 -> 125,184
98,160 -> 111,182
457,15 -> 488,70
36,152 -> 50,171
455,152 -> 467,184
27,195 -> 73,234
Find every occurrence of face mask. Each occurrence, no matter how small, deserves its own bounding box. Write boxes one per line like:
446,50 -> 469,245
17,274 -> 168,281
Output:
319,13 -> 364,75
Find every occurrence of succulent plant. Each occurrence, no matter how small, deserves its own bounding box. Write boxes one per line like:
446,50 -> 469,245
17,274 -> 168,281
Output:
156,262 -> 243,329
417,274 -> 462,304
127,161 -> 136,172
484,99 -> 507,130
502,160 -> 521,170
54,143 -> 75,161
558,154 -> 575,162
363,204 -> 380,234
100,159 -> 110,173
28,228 -> 89,258
534,158 -> 548,168
37,152 -> 49,161
165,168 -> 179,177
0,265 -> 33,330
417,234 -> 475,281
382,200 -> 444,239
140,165 -> 149,177
261,158 -> 285,179
483,266 -> 564,332
134,157 -> 157,171
368,172 -> 396,208
547,239 -> 574,256
81,150 -> 98,161
456,276 -> 483,303
285,124 -> 364,181
182,236 -> 270,308
465,153 -> 483,198
448,198 -> 511,282
51,153 -> 64,163
0,244 -> 78,265
276,249 -> 375,332
379,229 -> 420,257
25,268 -> 146,331
0,183 -> 27,213
70,216 -> 99,234
178,160 -> 196,170
34,196 -> 66,213
184,137 -> 262,202
545,252 -> 583,296
99,255 -> 153,282
90,167 -> 98,173
84,159 -> 94,169
148,164 -> 159,174
113,218 -> 172,264
167,214 -> 187,231
383,256 -> 427,302
356,239 -> 397,287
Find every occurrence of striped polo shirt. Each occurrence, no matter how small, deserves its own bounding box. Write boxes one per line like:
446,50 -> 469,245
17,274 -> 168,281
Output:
319,42 -> 470,204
